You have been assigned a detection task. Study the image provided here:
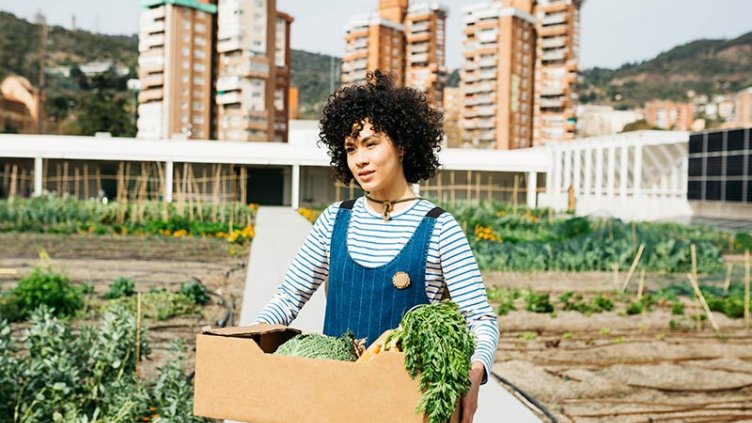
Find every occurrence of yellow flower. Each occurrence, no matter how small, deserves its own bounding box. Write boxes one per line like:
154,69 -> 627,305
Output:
173,229 -> 188,238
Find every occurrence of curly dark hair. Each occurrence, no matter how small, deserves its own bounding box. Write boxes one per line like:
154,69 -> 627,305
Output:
318,70 -> 444,185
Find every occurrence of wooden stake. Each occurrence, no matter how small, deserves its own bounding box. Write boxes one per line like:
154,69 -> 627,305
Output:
475,172 -> 481,205
621,243 -> 645,291
723,263 -> 733,294
487,175 -> 492,202
512,174 -> 520,209
74,167 -> 80,199
612,262 -> 619,290
690,243 -> 698,281
8,165 -> 18,200
637,269 -> 645,300
83,165 -> 89,199
135,292 -> 142,376
450,171 -> 456,206
466,170 -> 471,203
687,273 -> 720,333
95,166 -> 102,198
745,250 -> 750,331
62,161 -> 69,195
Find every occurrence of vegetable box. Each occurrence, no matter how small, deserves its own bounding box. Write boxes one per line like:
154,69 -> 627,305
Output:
193,324 -> 460,423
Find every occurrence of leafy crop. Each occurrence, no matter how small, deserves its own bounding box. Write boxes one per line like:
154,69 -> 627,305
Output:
180,279 -> 209,305
525,290 -> 554,313
385,301 -> 475,423
0,305 -> 203,422
105,277 -> 136,300
0,195 -> 256,244
5,267 -> 84,321
275,332 -> 358,361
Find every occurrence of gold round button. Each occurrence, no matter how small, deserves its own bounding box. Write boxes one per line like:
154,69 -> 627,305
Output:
392,271 -> 411,289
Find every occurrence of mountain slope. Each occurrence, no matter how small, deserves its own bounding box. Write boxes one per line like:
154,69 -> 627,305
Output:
579,31 -> 752,108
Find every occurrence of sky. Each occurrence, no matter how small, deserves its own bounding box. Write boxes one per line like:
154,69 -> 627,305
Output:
0,0 -> 750,69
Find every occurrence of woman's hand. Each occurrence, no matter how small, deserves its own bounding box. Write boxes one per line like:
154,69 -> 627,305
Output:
460,361 -> 485,423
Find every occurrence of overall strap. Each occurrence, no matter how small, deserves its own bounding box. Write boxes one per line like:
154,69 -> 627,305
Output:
340,199 -> 357,210
425,206 -> 445,219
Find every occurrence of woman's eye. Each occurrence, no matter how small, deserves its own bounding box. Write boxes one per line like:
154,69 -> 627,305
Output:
345,147 -> 355,154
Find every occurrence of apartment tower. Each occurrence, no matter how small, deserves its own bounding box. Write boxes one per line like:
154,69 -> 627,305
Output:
341,1 -> 446,109
137,0 -> 217,140
215,0 -> 292,142
405,2 -> 448,109
532,0 -> 582,146
460,2 -> 536,149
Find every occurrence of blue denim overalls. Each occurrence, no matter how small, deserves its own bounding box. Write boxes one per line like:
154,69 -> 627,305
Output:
322,199 -> 445,346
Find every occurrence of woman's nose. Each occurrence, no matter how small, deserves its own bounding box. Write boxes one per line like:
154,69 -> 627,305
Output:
355,149 -> 369,166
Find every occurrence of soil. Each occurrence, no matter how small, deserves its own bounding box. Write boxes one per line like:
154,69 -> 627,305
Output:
0,232 -> 249,381
485,271 -> 752,423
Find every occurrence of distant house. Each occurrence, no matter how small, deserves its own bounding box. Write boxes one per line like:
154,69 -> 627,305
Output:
0,75 -> 39,133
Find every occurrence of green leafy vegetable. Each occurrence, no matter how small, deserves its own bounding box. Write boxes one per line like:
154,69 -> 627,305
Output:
385,301 -> 476,423
274,332 -> 358,361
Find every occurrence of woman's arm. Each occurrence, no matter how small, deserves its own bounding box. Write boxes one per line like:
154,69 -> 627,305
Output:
253,205 -> 338,325
436,213 -> 500,384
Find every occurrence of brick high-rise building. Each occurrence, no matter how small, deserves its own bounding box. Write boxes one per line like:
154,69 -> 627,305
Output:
460,2 -> 536,149
341,1 -> 446,109
341,12 -> 406,87
532,0 -> 582,146
405,2 -> 448,109
137,0 -> 217,140
215,0 -> 292,142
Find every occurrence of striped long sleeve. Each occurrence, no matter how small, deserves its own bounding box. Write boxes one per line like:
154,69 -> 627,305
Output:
254,198 -> 500,382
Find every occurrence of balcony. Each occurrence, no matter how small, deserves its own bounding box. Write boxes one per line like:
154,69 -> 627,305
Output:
216,76 -> 242,92
540,84 -> 563,96
539,97 -> 565,108
142,20 -> 165,34
476,119 -> 495,129
138,54 -> 164,71
410,43 -> 429,53
541,36 -> 566,49
218,40 -> 243,53
479,57 -> 497,68
542,13 -> 567,26
411,22 -> 429,33
410,53 -> 429,64
478,31 -> 498,44
138,33 -> 165,52
465,83 -> 494,94
216,92 -> 242,105
141,74 -> 164,89
542,49 -> 566,61
539,24 -> 567,37
478,69 -> 496,80
476,106 -> 496,117
138,88 -> 162,103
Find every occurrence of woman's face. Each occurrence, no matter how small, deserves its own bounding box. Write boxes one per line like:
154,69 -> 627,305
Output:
344,120 -> 404,194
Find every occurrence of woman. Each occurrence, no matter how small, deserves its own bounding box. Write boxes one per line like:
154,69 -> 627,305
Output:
254,71 -> 499,423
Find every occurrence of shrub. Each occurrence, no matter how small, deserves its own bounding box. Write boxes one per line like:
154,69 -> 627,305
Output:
12,267 -> 84,319
105,276 -> 136,299
525,290 -> 553,313
180,279 -> 209,305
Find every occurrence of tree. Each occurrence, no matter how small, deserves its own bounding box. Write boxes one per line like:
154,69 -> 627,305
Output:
74,90 -> 135,137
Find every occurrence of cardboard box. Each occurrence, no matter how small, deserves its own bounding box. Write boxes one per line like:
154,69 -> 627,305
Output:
194,324 -> 460,423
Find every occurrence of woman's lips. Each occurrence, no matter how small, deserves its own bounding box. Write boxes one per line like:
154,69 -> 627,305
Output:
358,170 -> 374,181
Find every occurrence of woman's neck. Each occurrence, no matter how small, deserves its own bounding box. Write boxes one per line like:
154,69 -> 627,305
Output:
367,181 -> 414,202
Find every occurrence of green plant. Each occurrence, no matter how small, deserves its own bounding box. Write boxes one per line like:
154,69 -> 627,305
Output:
671,302 -> 685,315
525,290 -> 553,313
275,332 -> 358,361
180,279 -> 209,305
0,304 -> 205,421
105,277 -> 136,300
626,301 -> 644,315
487,287 -> 519,315
384,301 -> 475,423
107,290 -> 199,321
12,267 -> 84,320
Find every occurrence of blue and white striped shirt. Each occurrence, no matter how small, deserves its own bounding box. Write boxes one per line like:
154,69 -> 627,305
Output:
254,197 -> 499,380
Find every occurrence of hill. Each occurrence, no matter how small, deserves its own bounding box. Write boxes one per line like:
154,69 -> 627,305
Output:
290,50 -> 341,119
0,12 -> 137,82
579,31 -> 752,108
